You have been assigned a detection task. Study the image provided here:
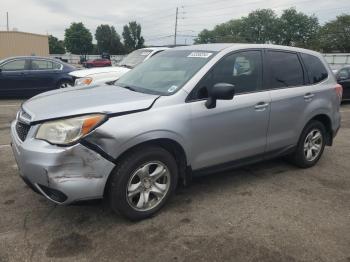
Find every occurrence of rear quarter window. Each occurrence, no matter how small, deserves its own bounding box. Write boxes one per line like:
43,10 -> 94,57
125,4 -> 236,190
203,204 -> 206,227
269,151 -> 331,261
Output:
300,53 -> 328,84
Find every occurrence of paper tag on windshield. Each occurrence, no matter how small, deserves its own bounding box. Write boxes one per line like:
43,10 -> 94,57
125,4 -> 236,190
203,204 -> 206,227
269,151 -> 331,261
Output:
168,85 -> 178,93
188,52 -> 213,58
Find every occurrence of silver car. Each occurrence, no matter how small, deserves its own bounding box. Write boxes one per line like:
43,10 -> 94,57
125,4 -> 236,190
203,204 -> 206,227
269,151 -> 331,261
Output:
11,44 -> 342,220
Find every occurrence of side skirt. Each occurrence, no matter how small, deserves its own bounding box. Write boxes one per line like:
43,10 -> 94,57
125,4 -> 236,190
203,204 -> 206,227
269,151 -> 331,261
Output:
191,145 -> 296,177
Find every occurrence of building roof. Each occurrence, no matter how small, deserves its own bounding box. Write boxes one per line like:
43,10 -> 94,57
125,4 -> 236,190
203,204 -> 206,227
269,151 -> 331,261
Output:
0,31 -> 48,38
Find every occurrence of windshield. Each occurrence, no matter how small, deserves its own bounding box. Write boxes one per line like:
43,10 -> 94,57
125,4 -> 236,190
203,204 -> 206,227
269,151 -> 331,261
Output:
115,50 -> 216,96
118,49 -> 152,68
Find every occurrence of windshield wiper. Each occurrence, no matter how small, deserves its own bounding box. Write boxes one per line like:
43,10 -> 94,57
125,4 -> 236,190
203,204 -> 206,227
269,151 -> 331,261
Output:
120,85 -> 136,92
119,64 -> 133,69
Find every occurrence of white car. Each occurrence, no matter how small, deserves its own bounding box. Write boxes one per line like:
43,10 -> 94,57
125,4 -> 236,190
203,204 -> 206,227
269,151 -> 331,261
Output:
69,47 -> 169,87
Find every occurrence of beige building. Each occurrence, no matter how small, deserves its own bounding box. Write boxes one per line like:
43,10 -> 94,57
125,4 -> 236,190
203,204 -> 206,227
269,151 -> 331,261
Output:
0,31 -> 49,59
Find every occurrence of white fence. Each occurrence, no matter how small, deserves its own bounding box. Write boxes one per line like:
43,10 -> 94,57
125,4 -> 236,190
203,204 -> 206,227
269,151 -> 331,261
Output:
50,54 -> 126,66
323,53 -> 350,70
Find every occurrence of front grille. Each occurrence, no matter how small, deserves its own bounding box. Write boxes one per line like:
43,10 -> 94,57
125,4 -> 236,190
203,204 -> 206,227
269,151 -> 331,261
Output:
15,121 -> 30,141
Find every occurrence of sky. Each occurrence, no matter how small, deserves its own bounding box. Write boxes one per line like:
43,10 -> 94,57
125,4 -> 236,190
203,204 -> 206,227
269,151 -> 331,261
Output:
1,0 -> 350,46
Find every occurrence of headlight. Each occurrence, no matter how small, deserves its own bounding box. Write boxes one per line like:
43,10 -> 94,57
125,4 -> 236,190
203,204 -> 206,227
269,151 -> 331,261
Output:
75,77 -> 93,87
36,114 -> 106,145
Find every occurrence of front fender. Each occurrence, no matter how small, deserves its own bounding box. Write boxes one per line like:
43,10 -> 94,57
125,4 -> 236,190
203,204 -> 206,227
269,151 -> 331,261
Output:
117,130 -> 190,162
84,127 -> 191,165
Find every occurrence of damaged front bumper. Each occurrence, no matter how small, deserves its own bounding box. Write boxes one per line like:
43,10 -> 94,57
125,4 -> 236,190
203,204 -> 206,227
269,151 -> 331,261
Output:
10,120 -> 115,204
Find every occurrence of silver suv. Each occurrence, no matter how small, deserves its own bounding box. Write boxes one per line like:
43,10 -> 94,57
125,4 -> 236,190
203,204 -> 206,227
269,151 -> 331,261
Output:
11,44 -> 342,220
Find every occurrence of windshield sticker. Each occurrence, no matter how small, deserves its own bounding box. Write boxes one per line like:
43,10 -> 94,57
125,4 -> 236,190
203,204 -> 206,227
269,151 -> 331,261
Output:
141,52 -> 151,56
168,85 -> 178,93
188,52 -> 213,58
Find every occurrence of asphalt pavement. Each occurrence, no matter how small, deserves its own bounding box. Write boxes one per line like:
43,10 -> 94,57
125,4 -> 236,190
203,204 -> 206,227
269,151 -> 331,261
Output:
0,99 -> 349,262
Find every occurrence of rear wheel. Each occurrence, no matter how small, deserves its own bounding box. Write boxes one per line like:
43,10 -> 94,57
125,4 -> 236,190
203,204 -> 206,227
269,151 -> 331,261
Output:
289,120 -> 326,168
109,146 -> 178,221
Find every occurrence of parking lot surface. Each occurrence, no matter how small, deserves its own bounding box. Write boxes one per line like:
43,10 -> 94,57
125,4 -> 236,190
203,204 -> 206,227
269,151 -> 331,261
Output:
0,99 -> 349,262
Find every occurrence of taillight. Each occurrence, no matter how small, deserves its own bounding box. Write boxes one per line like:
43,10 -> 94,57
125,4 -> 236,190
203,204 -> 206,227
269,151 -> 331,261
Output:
335,84 -> 343,100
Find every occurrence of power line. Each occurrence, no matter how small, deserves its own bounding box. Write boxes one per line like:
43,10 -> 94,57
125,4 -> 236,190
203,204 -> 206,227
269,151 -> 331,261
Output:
145,35 -> 174,41
144,0 -> 348,44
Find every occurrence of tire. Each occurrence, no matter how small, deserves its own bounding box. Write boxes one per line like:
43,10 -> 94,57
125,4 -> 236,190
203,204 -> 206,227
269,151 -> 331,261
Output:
109,146 -> 178,221
57,80 -> 72,89
289,120 -> 326,168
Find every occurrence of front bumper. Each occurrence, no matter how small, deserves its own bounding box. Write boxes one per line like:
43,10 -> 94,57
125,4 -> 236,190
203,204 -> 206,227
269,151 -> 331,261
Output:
10,120 -> 115,204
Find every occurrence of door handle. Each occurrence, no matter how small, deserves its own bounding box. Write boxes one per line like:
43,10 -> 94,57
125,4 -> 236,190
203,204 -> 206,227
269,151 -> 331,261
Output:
304,93 -> 314,100
254,102 -> 269,111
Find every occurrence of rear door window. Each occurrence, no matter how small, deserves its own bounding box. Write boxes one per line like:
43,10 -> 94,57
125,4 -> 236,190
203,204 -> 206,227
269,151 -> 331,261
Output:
267,51 -> 304,89
31,59 -> 55,70
300,53 -> 328,84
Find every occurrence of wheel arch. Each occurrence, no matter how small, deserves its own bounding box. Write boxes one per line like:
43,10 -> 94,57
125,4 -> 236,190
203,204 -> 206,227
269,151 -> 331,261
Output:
307,114 -> 333,145
56,76 -> 74,87
103,138 -> 191,197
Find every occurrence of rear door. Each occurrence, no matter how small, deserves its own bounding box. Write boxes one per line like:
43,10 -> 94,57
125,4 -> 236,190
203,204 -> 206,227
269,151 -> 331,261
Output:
0,58 -> 31,97
265,50 -> 312,152
28,59 -> 61,93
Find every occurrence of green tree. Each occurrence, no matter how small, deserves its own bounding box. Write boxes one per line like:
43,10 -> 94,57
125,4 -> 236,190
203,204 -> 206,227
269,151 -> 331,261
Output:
64,22 -> 93,55
194,20 -> 246,44
122,21 -> 144,52
319,15 -> 350,52
95,24 -> 124,54
214,19 -> 246,43
241,9 -> 279,44
194,29 -> 216,44
195,9 -> 279,44
48,35 -> 65,54
278,8 -> 320,49
91,44 -> 99,55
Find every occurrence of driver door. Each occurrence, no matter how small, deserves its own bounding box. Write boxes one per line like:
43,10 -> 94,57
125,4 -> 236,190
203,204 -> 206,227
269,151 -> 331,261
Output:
188,50 -> 271,171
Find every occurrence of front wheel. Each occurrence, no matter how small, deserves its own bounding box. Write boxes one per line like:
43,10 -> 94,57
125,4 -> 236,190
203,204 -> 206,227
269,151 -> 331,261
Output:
109,146 -> 178,221
57,80 -> 73,89
289,120 -> 326,168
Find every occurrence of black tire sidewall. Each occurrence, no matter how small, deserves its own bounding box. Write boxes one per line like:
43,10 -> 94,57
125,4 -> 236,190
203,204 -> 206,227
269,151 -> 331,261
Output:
109,146 -> 178,221
57,80 -> 71,89
294,120 -> 326,168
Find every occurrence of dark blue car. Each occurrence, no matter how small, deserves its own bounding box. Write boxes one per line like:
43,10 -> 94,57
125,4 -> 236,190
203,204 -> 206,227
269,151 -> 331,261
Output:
0,56 -> 76,98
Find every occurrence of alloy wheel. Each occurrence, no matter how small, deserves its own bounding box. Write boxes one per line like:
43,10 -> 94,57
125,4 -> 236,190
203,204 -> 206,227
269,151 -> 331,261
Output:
303,129 -> 323,162
126,161 -> 171,211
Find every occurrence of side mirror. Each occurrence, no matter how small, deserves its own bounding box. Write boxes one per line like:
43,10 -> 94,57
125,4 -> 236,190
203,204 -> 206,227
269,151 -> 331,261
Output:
205,83 -> 235,109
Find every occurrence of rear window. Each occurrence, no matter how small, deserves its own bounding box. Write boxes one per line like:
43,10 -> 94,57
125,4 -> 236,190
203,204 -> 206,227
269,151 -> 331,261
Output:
268,51 -> 304,89
118,49 -> 153,68
300,53 -> 328,84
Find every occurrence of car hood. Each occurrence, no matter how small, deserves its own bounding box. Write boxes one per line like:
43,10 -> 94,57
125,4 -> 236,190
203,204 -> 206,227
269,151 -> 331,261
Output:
69,66 -> 130,78
22,85 -> 159,123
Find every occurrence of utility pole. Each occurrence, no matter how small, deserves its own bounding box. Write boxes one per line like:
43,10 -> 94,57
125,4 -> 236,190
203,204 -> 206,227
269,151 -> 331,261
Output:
6,12 -> 9,31
174,7 -> 178,46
